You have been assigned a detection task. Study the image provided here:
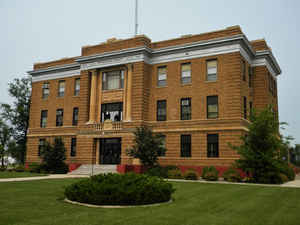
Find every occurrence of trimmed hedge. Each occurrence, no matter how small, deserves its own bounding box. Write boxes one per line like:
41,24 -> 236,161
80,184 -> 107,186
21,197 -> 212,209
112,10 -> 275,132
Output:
167,168 -> 183,179
183,169 -> 198,180
64,173 -> 175,206
202,166 -> 219,181
222,168 -> 242,182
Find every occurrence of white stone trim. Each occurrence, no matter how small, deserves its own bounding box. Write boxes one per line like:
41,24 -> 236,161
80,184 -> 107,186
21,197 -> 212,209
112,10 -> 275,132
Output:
32,69 -> 80,82
80,54 -> 149,71
252,58 -> 276,78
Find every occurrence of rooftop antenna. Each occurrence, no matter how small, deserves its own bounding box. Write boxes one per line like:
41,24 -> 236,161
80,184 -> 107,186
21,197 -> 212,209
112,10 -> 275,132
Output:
134,0 -> 138,36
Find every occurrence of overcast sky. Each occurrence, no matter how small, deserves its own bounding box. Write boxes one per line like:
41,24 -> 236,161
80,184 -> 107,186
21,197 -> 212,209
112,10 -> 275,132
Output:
0,0 -> 299,145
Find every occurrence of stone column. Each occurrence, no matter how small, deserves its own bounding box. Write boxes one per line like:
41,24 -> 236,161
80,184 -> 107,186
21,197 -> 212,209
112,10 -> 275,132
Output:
97,71 -> 103,123
87,70 -> 97,124
123,69 -> 128,121
126,64 -> 133,121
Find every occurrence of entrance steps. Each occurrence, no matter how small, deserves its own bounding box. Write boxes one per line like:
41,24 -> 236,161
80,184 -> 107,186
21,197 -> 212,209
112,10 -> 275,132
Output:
68,164 -> 117,176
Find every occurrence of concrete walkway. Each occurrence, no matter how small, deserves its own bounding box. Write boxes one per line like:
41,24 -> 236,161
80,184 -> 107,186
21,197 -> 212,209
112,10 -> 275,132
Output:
0,174 -> 300,188
0,174 -> 88,182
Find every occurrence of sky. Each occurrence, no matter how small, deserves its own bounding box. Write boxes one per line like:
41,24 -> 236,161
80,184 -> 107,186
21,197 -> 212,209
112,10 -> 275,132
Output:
0,0 -> 299,145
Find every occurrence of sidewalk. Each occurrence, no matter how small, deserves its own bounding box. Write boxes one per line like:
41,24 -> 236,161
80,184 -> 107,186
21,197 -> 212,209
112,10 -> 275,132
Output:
1,174 -> 299,188
0,174 -> 88,182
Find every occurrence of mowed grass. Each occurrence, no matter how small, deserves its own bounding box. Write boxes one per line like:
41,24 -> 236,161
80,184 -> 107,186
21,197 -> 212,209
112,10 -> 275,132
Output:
0,179 -> 300,225
0,171 -> 47,179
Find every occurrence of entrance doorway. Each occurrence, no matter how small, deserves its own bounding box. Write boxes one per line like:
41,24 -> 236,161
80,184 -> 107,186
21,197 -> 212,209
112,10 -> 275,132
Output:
99,138 -> 121,164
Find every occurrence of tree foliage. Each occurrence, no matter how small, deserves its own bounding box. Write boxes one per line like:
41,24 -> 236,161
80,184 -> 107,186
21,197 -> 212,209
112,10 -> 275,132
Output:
230,105 -> 293,184
127,126 -> 166,167
0,77 -> 31,164
0,119 -> 13,168
40,137 -> 68,174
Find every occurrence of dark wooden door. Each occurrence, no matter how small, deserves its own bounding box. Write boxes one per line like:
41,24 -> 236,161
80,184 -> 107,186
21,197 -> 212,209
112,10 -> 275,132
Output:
99,138 -> 121,164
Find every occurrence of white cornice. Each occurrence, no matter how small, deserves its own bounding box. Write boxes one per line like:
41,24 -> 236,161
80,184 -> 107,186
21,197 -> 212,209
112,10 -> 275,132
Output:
29,35 -> 281,82
32,69 -> 80,82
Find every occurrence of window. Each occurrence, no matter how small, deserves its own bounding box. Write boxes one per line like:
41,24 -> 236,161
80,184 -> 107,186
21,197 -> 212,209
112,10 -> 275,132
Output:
248,66 -> 253,87
181,98 -> 191,120
72,107 -> 79,126
274,79 -> 277,97
38,139 -> 46,156
102,70 -> 124,90
70,138 -> 76,157
206,60 -> 217,81
74,78 -> 80,96
101,102 -> 123,122
243,96 -> 247,119
158,135 -> 166,157
242,60 -> 246,81
181,63 -> 191,84
157,66 -> 167,87
40,110 -> 48,128
42,82 -> 49,99
181,134 -> 191,157
157,100 -> 167,121
58,80 -> 65,97
56,109 -> 64,126
207,134 -> 219,157
207,96 -> 218,119
249,101 -> 253,117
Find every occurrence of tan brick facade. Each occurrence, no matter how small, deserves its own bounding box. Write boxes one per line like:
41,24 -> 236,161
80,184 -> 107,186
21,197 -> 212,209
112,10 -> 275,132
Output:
26,26 -> 280,168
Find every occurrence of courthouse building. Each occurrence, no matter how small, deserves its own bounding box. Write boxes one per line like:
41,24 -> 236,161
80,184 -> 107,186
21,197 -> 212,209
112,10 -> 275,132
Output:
26,26 -> 281,170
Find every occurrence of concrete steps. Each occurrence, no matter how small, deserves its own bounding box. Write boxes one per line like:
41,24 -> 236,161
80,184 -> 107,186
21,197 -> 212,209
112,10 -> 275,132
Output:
68,164 -> 117,175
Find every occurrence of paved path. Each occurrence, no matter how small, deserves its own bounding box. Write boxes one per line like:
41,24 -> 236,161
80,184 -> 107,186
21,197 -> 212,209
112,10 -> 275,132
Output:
0,174 -> 88,182
1,174 -> 300,188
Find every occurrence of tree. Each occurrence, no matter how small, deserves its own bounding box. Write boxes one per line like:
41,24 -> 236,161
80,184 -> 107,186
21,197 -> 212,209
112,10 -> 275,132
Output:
290,144 -> 300,166
40,137 -> 68,174
0,119 -> 13,168
127,126 -> 166,167
230,105 -> 292,184
0,77 -> 31,164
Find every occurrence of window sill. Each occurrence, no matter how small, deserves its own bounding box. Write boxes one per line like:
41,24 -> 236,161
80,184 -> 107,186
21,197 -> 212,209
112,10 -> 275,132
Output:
156,86 -> 168,89
73,95 -> 80,98
205,80 -> 218,83
102,89 -> 124,93
181,83 -> 192,87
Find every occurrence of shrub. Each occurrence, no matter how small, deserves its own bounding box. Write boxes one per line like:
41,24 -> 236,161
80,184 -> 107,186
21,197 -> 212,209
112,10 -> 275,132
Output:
279,164 -> 295,181
28,162 -> 41,173
167,168 -> 182,179
15,165 -> 25,172
183,169 -> 198,180
202,166 -> 219,181
223,168 -> 242,182
146,166 -> 168,178
65,173 -> 175,206
279,173 -> 289,183
256,171 -> 283,184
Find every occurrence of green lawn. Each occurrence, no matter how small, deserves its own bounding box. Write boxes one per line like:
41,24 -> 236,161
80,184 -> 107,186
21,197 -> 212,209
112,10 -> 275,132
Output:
0,171 -> 47,179
0,179 -> 300,225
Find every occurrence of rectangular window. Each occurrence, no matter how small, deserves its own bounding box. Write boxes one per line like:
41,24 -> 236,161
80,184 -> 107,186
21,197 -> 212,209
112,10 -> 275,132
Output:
242,60 -> 246,81
207,134 -> 219,157
243,96 -> 247,119
74,78 -> 80,96
42,82 -> 49,99
102,70 -> 124,90
181,98 -> 191,120
207,96 -> 218,119
58,80 -> 65,97
56,109 -> 64,126
40,110 -> 48,128
249,101 -> 253,117
181,63 -> 191,84
38,139 -> 46,156
157,100 -> 167,121
274,80 -> 277,97
158,135 -> 166,157
72,107 -> 79,126
101,102 -> 123,122
248,66 -> 253,87
206,60 -> 217,81
70,138 -> 76,157
181,134 -> 191,157
157,66 -> 167,87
